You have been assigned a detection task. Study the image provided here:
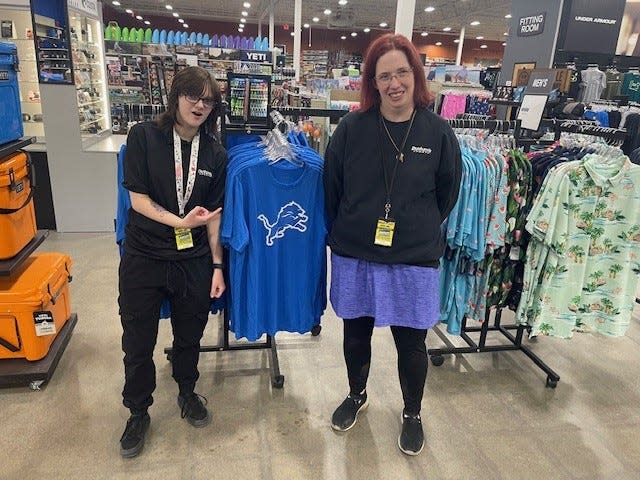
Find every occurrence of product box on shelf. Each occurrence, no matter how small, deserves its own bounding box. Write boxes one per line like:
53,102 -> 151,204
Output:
0,151 -> 36,260
0,41 -> 24,145
0,253 -> 73,361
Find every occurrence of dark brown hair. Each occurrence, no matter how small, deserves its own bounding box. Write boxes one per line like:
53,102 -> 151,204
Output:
360,34 -> 432,112
156,66 -> 222,140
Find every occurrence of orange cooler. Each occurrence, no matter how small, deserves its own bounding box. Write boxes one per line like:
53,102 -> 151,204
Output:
0,151 -> 37,259
0,253 -> 73,361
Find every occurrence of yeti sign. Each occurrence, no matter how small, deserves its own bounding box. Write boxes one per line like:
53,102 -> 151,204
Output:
518,13 -> 546,37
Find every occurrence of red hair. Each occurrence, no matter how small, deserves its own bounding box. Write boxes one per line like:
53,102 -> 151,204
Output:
360,34 -> 432,112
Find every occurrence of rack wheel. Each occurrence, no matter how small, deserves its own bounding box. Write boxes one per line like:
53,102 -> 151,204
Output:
311,325 -> 322,336
272,375 -> 285,389
546,377 -> 558,389
29,380 -> 44,391
430,355 -> 444,367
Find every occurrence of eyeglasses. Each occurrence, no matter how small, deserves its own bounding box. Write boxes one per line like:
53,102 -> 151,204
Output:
375,67 -> 413,85
183,94 -> 216,108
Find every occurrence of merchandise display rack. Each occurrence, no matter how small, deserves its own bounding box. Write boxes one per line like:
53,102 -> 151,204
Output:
0,138 -> 76,390
430,118 -> 561,388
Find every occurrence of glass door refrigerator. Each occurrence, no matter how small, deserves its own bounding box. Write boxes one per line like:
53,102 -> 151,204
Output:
227,72 -> 270,129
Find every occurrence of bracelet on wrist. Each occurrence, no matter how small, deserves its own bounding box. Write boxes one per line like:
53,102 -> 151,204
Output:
213,263 -> 224,270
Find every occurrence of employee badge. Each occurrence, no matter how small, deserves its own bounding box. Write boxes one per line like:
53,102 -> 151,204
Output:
374,217 -> 396,247
174,227 -> 194,250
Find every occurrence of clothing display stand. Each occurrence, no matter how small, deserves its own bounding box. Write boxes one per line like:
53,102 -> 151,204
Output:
0,138 -> 77,391
430,119 -> 561,388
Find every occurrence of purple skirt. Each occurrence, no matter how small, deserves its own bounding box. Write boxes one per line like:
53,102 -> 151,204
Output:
329,252 -> 440,329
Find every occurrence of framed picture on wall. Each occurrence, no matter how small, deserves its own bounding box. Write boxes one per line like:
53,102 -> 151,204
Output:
512,62 -> 536,87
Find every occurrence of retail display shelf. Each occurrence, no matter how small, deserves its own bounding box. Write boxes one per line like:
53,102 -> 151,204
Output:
36,34 -> 65,41
78,99 -> 102,107
38,47 -> 68,51
79,115 -> 105,127
0,231 -> 48,277
0,137 -> 36,159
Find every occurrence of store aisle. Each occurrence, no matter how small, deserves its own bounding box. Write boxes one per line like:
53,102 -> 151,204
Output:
1,232 -> 640,479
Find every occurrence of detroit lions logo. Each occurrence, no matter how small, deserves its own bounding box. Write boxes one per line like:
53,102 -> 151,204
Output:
257,201 -> 308,246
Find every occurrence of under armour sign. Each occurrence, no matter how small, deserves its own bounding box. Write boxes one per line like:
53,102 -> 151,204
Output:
518,13 -> 546,37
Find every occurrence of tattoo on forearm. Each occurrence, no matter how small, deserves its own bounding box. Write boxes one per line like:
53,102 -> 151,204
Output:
150,200 -> 167,216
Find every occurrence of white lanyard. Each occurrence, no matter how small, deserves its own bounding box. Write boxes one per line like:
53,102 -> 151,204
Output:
173,128 -> 200,217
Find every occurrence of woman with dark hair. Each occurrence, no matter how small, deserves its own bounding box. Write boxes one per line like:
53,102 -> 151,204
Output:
118,66 -> 227,458
324,34 -> 462,455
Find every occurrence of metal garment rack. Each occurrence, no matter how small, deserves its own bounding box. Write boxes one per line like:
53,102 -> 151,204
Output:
430,118 -> 561,388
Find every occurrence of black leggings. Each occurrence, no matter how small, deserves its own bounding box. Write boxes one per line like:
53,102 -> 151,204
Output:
343,316 -> 428,416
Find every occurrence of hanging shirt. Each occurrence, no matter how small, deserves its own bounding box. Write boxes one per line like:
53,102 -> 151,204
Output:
580,68 -> 607,103
621,72 -> 640,103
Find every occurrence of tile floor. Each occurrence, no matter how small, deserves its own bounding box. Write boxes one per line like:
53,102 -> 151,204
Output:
1,232 -> 639,479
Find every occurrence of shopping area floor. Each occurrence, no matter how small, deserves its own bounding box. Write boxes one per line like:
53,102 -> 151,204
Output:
2,232 -> 640,480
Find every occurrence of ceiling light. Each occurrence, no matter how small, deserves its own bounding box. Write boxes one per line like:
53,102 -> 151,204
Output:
480,44 -> 488,49
291,32 -> 295,36
112,1 -> 121,6
503,32 -> 508,36
425,6 -> 435,12
243,2 -> 251,8
351,32 -> 357,37
454,39 -> 460,43
178,18 -> 184,23
443,27 -> 451,32
125,8 -> 133,14
313,17 -> 319,22
173,12 -> 179,17
421,32 -> 428,37
136,15 -> 142,20
183,24 -> 189,28
303,23 -> 309,28
341,35 -> 346,40
240,18 -> 246,23
144,20 -> 150,25
242,11 -> 248,16
470,21 -> 480,26
435,41 -> 442,46
363,27 -> 370,33
476,36 -> 484,39
238,28 -> 244,32
324,9 -> 332,15
502,42 -> 507,46
165,4 -> 172,10
338,0 -> 348,5
505,14 -> 512,18
380,22 -> 388,27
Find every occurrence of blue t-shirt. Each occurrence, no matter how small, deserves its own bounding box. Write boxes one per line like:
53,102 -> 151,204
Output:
222,147 -> 327,341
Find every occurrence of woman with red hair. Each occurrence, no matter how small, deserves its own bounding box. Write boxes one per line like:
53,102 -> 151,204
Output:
323,34 -> 461,455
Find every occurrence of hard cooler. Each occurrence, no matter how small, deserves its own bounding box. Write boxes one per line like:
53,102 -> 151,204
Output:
0,253 -> 73,361
0,41 -> 23,145
0,152 -> 36,259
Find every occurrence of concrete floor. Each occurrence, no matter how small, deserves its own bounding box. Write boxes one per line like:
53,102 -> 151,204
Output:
1,232 -> 640,479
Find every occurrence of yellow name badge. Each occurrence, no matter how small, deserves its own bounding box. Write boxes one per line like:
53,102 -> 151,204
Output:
174,227 -> 194,250
374,218 -> 396,247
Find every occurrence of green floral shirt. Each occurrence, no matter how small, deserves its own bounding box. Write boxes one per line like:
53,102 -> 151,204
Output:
516,155 -> 640,338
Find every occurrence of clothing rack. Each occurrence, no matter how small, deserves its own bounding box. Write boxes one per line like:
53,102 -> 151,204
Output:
540,119 -> 627,142
433,118 -> 560,388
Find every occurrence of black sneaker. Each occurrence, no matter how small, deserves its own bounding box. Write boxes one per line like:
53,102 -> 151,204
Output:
398,412 -> 424,456
177,392 -> 210,427
119,412 -> 150,458
331,392 -> 368,432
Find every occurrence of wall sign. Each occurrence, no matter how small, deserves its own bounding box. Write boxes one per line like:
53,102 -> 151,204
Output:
561,0 -> 626,54
240,50 -> 273,63
518,12 -> 546,37
526,70 -> 560,95
67,0 -> 99,18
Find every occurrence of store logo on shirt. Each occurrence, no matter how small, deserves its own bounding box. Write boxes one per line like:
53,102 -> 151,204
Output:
257,201 -> 308,246
411,146 -> 432,155
197,168 -> 213,177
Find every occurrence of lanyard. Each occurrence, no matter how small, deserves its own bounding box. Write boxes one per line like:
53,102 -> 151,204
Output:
377,110 -> 416,219
173,128 -> 200,217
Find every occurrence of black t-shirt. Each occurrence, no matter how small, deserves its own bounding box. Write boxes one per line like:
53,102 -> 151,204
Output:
123,121 -> 227,260
323,108 -> 462,267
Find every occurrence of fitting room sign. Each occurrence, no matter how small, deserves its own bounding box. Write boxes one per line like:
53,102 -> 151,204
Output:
518,13 -> 546,37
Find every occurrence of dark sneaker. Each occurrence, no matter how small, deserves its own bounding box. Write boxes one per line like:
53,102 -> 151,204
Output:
331,392 -> 368,432
119,412 -> 150,458
398,413 -> 424,456
177,393 -> 210,427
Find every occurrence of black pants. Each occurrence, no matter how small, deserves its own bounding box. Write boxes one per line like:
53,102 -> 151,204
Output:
343,317 -> 428,416
118,252 -> 213,414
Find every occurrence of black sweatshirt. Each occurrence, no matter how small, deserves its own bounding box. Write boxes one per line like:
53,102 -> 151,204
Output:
323,107 -> 462,267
